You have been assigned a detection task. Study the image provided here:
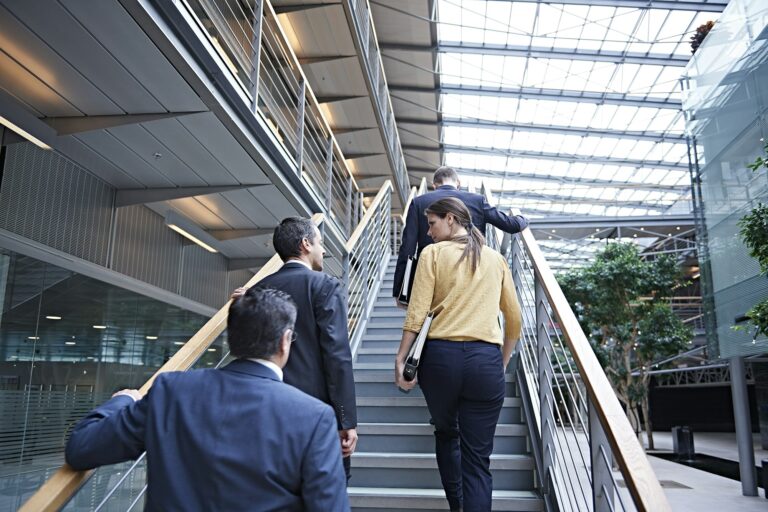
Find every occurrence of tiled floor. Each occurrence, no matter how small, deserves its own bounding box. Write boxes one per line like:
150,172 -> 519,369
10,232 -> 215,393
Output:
640,431 -> 767,511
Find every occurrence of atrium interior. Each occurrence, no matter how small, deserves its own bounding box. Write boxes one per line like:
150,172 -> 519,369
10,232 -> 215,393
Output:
0,0 -> 766,510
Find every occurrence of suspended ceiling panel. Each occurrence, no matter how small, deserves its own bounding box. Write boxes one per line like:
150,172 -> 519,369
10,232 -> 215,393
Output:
0,0 -> 303,263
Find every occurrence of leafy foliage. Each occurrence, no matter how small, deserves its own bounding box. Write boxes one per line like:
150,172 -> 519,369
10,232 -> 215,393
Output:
738,141 -> 768,338
559,242 -> 692,447
690,21 -> 715,54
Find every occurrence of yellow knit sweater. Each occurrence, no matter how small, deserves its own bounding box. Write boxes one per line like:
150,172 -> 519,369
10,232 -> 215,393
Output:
403,241 -> 522,345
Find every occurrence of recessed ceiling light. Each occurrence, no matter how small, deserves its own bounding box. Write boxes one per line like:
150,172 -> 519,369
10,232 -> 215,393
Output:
27,336 -> 39,340
65,341 -> 76,346
174,341 -> 185,346
676,226 -> 681,230
207,348 -> 216,352
146,336 -> 158,340
93,325 -> 107,329
46,316 -> 62,320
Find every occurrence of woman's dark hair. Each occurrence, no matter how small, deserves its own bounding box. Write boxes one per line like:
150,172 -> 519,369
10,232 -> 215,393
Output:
228,287 -> 297,359
425,197 -> 485,272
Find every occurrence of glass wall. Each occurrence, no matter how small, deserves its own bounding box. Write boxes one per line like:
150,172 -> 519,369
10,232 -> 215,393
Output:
0,248 -> 221,511
683,0 -> 768,358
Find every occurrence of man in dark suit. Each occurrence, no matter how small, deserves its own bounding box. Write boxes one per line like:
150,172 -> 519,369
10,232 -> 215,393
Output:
393,166 -> 529,304
232,217 -> 357,480
65,287 -> 350,511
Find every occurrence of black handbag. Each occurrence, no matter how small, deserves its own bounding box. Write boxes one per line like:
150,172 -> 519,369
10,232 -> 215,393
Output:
403,311 -> 434,381
397,246 -> 418,305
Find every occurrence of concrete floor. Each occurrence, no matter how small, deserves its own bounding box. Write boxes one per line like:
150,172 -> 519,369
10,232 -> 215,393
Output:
638,431 -> 767,511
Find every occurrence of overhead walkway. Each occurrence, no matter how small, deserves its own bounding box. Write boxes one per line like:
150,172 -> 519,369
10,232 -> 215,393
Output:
21,179 -> 671,511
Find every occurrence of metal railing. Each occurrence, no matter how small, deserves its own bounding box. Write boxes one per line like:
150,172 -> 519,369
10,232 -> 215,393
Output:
346,0 -> 410,203
179,0 -> 365,238
479,182 -> 669,511
390,178 -> 427,254
20,182 -> 395,511
507,219 -> 671,511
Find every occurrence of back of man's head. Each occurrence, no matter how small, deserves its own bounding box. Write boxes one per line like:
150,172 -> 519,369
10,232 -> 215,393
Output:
272,217 -> 316,262
228,287 -> 297,359
432,166 -> 459,186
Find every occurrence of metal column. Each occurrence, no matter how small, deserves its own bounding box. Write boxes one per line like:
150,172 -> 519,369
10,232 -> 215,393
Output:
730,356 -> 758,496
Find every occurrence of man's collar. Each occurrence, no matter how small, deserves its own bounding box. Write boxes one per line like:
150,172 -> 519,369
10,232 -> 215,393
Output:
437,184 -> 457,190
284,258 -> 312,270
223,359 -> 282,382
248,359 -> 283,381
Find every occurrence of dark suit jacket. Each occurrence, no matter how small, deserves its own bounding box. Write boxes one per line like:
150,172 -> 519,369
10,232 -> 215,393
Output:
393,185 -> 529,297
257,261 -> 357,430
65,360 -> 349,512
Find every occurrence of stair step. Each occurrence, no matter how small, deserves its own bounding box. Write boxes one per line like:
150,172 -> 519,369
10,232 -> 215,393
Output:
356,397 -> 522,423
350,452 -> 534,490
348,487 -> 543,511
356,423 -> 529,454
370,311 -> 407,319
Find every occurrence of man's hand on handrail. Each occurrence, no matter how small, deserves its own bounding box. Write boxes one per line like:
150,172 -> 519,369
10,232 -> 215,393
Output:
231,287 -> 247,300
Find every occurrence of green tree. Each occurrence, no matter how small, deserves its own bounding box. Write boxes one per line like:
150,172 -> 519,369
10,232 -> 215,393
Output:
738,141 -> 768,339
559,242 -> 692,449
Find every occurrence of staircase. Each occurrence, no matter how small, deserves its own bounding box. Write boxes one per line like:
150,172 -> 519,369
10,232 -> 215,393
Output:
348,259 -> 543,511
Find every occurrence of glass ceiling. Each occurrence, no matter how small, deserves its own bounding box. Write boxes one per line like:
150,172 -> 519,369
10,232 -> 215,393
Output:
433,0 -> 722,268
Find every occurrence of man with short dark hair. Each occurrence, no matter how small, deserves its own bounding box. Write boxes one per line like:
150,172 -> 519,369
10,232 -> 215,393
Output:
65,287 -> 350,511
394,166 -> 529,305
233,217 -> 358,480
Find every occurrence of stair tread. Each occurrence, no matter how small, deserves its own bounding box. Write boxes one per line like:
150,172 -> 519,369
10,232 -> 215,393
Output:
357,422 -> 527,435
357,397 -> 521,407
354,369 -> 515,382
349,488 -> 538,498
352,453 -> 533,471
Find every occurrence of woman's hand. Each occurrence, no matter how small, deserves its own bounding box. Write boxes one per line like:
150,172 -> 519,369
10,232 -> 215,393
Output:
395,357 -> 417,391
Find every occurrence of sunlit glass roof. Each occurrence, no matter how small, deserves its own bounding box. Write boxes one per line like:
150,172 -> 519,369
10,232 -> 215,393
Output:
428,0 -> 723,266
433,0 -> 721,214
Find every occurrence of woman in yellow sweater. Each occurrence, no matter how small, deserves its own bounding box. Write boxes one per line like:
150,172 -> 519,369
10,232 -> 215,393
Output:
395,197 -> 521,512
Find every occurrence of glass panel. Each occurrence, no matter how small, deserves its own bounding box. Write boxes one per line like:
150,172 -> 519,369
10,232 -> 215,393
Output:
0,249 -> 207,511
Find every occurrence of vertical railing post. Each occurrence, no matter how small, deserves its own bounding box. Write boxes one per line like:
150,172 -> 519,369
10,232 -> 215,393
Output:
361,226 -> 371,316
536,278 -> 556,500
295,80 -> 306,174
343,252 -> 350,290
590,396 -> 614,511
325,138 -> 334,212
249,0 -> 264,110
346,178 -> 353,236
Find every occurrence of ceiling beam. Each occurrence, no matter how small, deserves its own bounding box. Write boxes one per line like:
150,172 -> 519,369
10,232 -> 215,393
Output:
528,214 -> 694,231
497,194 -> 668,210
43,112 -> 207,136
390,84 -> 682,110
412,144 -> 688,171
407,167 -> 688,191
314,94 -> 368,104
483,0 -> 727,12
228,257 -> 271,271
115,185 -> 268,207
380,42 -> 689,67
399,116 -> 684,142
208,229 -> 274,241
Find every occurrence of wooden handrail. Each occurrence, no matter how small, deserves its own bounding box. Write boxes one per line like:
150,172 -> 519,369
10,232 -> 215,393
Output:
345,181 -> 392,252
516,219 -> 671,512
20,215 -> 325,512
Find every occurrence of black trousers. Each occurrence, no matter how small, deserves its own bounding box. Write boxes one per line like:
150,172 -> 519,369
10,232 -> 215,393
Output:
418,340 -> 505,512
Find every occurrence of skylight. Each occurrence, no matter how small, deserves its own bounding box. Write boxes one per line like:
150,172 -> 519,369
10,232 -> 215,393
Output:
431,0 -> 721,265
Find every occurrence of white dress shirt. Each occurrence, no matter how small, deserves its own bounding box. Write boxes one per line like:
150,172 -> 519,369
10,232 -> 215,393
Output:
248,359 -> 284,381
